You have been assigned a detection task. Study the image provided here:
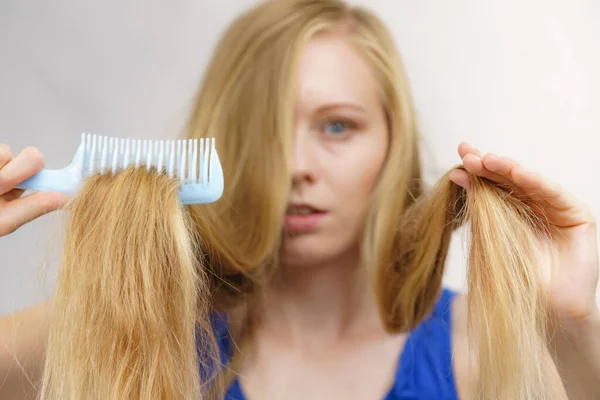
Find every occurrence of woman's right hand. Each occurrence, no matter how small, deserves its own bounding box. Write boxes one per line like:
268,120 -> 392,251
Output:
0,144 -> 68,236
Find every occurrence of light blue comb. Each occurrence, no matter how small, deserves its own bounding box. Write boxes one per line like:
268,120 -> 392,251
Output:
16,133 -> 224,205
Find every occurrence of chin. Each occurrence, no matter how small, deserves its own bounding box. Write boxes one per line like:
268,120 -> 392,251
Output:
279,230 -> 352,267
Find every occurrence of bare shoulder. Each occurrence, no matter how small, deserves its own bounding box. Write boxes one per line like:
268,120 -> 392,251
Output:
450,293 -> 478,400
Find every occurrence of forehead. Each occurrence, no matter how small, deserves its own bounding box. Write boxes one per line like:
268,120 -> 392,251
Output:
295,34 -> 380,111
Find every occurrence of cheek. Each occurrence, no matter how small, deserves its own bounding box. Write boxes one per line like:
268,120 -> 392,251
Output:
279,136 -> 387,264
322,140 -> 387,248
358,151 -> 386,191
334,137 -> 387,210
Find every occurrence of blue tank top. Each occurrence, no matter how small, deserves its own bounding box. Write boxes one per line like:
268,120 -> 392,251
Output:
210,288 -> 459,400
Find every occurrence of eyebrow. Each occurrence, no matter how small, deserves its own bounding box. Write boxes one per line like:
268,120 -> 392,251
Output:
314,103 -> 368,115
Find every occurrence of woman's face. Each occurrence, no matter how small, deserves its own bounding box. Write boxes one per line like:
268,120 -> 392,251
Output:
281,33 -> 389,267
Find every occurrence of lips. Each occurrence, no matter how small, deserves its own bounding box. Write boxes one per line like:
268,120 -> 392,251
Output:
286,204 -> 323,215
284,203 -> 327,232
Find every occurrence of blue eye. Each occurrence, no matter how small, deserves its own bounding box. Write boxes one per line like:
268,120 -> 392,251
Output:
324,121 -> 348,135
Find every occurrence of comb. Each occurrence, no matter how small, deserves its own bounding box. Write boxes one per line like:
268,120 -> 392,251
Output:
16,133 -> 224,205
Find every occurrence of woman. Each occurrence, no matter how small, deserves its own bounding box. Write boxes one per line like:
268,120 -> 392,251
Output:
1,0 -> 598,398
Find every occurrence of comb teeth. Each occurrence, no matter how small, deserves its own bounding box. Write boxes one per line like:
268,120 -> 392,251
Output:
81,133 -> 215,184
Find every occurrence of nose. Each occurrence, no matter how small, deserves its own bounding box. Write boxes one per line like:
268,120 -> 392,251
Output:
291,129 -> 317,186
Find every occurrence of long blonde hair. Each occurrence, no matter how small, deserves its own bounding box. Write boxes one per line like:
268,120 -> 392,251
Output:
39,0 -> 565,398
40,168 -> 219,399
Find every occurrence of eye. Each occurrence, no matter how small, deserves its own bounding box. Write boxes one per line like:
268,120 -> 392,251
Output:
323,120 -> 351,137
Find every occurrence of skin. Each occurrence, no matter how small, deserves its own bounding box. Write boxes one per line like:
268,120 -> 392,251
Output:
0,146 -> 67,235
0,32 -> 598,400
236,32 -> 600,399
239,33 -> 404,400
453,144 -> 600,399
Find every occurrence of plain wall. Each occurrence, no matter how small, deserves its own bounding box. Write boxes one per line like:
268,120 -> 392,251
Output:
0,0 -> 598,315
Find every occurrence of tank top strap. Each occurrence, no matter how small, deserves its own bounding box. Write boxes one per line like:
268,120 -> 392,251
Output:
385,287 -> 459,400
209,312 -> 246,399
210,311 -> 233,363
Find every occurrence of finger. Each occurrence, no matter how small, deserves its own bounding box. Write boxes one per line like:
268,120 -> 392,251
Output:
510,166 -> 583,213
0,191 -> 68,236
481,153 -> 592,225
448,169 -> 470,190
458,142 -> 482,159
1,188 -> 26,203
481,153 -> 520,180
0,147 -> 44,196
0,144 -> 13,169
511,167 -> 595,227
481,153 -> 574,209
462,154 -> 515,188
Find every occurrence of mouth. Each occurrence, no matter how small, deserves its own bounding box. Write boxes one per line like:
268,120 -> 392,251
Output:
284,204 -> 328,232
286,203 -> 325,215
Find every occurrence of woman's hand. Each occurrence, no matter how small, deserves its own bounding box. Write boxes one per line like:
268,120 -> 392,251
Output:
0,144 -> 68,237
449,141 -> 599,326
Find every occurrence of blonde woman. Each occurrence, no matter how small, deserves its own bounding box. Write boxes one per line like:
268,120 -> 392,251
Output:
1,0 -> 599,399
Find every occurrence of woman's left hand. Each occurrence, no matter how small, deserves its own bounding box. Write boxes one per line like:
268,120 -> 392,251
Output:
448,142 -> 599,326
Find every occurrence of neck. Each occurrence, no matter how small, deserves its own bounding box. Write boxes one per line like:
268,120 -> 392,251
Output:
256,247 -> 385,349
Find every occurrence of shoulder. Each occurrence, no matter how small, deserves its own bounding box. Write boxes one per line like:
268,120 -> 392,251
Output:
450,293 -> 478,400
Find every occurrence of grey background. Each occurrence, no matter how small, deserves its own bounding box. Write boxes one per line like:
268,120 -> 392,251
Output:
1,0 -> 599,315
